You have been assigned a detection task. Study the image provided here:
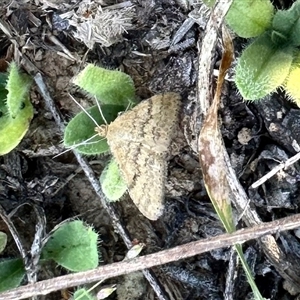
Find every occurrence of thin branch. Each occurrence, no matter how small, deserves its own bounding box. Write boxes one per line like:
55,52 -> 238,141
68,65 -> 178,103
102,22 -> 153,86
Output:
1,213 -> 300,300
251,151 -> 300,189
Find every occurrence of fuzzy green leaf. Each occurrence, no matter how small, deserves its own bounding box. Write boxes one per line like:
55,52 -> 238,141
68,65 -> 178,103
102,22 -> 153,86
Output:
0,97 -> 34,155
41,220 -> 99,272
6,62 -> 32,118
100,159 -> 127,201
226,0 -> 274,38
203,0 -> 274,38
235,32 -> 294,100
0,258 -> 25,292
73,65 -> 136,107
272,0 -> 300,46
0,63 -> 33,155
64,104 -> 124,155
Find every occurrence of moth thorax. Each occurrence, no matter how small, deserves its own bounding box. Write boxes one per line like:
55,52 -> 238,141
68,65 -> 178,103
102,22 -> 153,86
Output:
95,124 -> 108,137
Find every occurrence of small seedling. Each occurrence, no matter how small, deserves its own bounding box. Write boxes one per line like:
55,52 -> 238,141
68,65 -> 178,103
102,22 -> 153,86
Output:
0,62 -> 33,155
205,0 -> 300,106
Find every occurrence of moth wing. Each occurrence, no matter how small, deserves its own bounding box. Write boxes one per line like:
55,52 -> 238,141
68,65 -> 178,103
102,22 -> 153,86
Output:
104,93 -> 181,220
108,139 -> 166,220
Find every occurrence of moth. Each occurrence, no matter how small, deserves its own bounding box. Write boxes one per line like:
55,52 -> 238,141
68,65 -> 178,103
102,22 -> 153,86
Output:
96,93 -> 181,220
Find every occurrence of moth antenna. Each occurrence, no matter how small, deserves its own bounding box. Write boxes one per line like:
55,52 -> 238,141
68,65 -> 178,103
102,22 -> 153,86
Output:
125,100 -> 132,112
53,133 -> 101,159
68,93 -> 100,128
94,96 -> 108,126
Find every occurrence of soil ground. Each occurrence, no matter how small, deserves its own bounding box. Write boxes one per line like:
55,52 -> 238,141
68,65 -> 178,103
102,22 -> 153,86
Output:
0,0 -> 300,300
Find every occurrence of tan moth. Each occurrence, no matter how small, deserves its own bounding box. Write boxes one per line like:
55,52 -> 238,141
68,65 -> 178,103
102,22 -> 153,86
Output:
71,93 -> 181,220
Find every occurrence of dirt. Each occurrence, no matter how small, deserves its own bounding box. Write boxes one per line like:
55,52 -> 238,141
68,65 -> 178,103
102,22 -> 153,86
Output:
0,0 -> 300,300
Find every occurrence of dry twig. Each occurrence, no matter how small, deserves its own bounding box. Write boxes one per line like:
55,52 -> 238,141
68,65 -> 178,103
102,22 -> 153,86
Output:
1,213 -> 300,300
251,151 -> 300,189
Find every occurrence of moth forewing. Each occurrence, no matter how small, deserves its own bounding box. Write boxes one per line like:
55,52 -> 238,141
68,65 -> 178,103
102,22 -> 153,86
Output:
94,93 -> 181,220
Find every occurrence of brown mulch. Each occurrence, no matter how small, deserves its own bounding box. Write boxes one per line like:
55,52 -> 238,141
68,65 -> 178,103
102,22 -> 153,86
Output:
0,0 -> 300,299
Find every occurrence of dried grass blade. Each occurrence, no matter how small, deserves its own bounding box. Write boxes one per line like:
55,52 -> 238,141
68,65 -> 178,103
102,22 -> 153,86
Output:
198,27 -> 265,300
198,26 -> 234,232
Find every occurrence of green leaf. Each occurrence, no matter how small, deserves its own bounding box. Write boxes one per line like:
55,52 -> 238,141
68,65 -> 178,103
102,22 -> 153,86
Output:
0,62 -> 33,155
100,159 -> 127,201
0,258 -> 25,292
64,104 -> 124,155
226,0 -> 274,38
203,0 -> 274,38
6,62 -> 32,118
41,220 -> 99,272
73,65 -> 136,107
272,0 -> 300,46
0,97 -> 34,155
0,232 -> 7,254
235,32 -> 294,100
